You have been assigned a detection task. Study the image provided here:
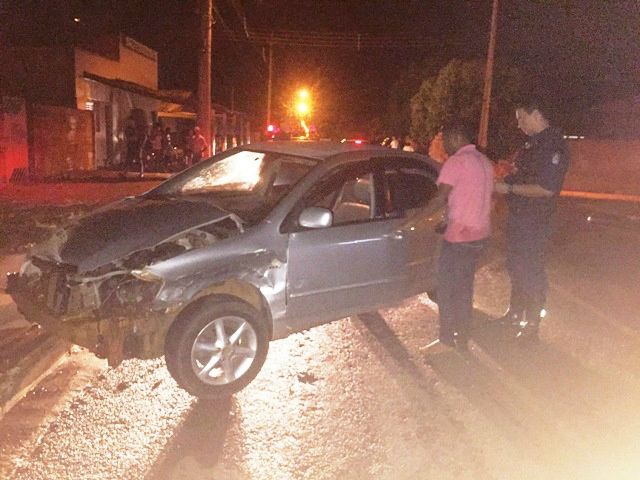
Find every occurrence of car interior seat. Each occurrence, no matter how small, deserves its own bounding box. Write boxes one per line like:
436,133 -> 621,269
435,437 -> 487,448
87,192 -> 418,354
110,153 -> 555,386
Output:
332,176 -> 374,224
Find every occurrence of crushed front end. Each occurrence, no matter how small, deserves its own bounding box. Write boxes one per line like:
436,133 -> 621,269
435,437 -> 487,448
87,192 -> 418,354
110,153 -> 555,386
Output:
7,219 -> 241,366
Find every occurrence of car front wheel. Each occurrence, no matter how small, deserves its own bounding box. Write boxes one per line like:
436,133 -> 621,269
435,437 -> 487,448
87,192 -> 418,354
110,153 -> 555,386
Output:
165,297 -> 269,398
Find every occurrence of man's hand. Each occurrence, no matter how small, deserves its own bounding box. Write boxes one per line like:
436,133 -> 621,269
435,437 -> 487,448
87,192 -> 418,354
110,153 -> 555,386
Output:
494,181 -> 510,194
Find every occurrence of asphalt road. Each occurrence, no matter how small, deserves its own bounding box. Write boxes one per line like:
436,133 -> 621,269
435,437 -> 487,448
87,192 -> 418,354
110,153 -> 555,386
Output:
1,197 -> 639,480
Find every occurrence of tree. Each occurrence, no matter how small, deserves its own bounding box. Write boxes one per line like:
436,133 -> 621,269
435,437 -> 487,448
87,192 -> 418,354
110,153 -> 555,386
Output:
410,59 -> 524,158
386,61 -> 439,139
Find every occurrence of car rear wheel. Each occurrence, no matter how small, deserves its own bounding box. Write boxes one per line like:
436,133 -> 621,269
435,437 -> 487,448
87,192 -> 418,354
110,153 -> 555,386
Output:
165,297 -> 269,398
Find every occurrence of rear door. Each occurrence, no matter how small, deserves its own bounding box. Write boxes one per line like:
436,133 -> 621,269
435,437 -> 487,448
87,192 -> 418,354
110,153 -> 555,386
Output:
379,157 -> 443,296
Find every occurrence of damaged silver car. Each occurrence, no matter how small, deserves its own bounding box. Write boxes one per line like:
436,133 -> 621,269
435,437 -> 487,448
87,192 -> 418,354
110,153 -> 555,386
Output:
7,142 -> 443,397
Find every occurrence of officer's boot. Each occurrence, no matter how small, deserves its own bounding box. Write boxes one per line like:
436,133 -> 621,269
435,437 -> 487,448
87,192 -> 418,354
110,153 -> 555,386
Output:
495,290 -> 525,327
494,307 -> 524,327
515,308 -> 544,342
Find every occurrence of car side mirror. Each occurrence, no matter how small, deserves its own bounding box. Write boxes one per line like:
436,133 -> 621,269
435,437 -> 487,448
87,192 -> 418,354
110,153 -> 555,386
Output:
298,207 -> 333,229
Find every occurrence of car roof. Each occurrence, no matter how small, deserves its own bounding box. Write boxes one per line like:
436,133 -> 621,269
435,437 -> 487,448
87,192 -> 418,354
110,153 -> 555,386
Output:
244,141 -> 428,162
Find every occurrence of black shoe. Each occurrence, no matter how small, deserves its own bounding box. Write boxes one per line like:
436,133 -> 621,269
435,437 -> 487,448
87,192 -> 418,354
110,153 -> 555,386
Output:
515,312 -> 541,343
494,309 -> 523,327
452,332 -> 469,353
515,325 -> 539,343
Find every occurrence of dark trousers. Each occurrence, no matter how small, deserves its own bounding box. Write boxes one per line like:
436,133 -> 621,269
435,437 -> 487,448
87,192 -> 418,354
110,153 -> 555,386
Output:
437,239 -> 487,343
506,213 -> 553,318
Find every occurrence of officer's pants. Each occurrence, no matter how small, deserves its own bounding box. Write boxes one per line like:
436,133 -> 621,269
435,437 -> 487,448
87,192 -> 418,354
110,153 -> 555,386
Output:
437,238 -> 487,343
506,213 -> 553,317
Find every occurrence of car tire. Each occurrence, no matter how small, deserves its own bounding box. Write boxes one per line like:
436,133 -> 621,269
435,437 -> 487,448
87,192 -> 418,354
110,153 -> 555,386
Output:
165,297 -> 269,398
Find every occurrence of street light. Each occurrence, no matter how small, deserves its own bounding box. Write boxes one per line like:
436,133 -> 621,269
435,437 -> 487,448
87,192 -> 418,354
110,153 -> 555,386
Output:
291,88 -> 312,138
297,102 -> 309,116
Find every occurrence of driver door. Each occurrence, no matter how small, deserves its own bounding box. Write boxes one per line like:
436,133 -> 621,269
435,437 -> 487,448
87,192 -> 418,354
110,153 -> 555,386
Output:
285,161 -> 409,328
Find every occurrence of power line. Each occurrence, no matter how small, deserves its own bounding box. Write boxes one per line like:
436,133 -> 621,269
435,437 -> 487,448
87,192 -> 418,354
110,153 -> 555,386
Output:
219,0 -> 269,64
211,2 -> 267,77
225,0 -> 247,33
216,27 -> 440,49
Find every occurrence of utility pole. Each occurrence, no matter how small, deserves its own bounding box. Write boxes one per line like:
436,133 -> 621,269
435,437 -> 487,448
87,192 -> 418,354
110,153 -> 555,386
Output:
478,0 -> 499,150
266,39 -> 273,126
197,0 -> 212,155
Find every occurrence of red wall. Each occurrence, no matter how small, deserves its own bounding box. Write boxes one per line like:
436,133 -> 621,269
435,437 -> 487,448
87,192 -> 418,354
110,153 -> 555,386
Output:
0,97 -> 29,183
564,140 -> 640,195
30,105 -> 94,179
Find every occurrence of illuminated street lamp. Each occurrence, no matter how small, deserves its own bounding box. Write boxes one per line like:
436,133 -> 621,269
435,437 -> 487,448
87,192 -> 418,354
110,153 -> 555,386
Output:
297,102 -> 309,116
295,88 -> 311,117
291,88 -> 312,137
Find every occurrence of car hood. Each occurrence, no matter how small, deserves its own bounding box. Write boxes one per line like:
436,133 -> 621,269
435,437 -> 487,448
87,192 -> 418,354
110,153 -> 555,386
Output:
47,197 -> 240,272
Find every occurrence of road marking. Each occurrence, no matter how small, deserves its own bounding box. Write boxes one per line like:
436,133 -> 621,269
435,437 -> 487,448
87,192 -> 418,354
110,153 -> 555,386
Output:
561,191 -> 640,203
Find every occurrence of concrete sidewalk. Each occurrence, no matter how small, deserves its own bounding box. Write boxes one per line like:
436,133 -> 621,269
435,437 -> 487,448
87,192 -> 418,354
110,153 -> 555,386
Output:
0,255 -> 69,417
0,180 -> 162,206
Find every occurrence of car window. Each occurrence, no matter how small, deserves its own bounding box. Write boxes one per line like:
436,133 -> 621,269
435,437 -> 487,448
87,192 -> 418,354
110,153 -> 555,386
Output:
383,162 -> 438,217
317,173 -> 375,225
284,162 -> 380,231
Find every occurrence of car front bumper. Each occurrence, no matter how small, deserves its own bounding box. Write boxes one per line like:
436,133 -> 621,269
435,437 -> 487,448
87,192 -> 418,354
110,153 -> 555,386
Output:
6,271 -> 176,366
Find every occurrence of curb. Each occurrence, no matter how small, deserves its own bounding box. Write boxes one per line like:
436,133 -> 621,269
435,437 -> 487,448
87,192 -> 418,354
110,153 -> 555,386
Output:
560,190 -> 640,202
0,330 -> 70,418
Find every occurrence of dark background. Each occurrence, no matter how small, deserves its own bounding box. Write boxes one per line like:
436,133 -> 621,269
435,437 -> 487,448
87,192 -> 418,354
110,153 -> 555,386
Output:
2,0 -> 638,135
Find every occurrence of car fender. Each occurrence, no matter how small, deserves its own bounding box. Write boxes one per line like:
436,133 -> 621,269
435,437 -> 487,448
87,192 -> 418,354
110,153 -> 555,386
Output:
152,249 -> 286,339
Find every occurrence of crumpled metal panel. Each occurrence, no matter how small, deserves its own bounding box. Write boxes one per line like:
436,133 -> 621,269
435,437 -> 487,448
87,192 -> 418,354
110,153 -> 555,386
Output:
148,229 -> 288,339
57,196 -> 236,272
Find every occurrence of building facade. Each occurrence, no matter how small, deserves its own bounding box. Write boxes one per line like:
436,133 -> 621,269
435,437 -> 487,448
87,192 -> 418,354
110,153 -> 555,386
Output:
1,34 -> 253,178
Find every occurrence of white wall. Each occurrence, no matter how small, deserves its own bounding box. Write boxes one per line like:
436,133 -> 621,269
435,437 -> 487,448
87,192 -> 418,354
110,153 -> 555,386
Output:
74,35 -> 158,110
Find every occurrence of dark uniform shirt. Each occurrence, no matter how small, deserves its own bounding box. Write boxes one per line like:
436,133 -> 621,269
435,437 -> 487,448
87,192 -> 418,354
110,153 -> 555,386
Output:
505,127 -> 570,221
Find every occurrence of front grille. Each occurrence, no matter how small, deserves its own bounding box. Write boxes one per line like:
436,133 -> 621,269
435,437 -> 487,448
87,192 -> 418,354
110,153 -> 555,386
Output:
44,272 -> 71,315
31,257 -> 76,316
28,258 -> 104,317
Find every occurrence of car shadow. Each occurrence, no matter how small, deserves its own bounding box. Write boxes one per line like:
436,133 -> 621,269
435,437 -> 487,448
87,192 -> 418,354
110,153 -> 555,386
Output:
357,310 -> 551,453
357,308 -> 632,474
145,396 -> 235,479
356,311 -> 439,394
468,310 -> 618,417
426,310 -> 632,472
354,310 -> 462,435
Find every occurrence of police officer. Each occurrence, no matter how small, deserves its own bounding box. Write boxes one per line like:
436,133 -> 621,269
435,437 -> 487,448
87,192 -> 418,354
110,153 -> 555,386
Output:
494,99 -> 570,340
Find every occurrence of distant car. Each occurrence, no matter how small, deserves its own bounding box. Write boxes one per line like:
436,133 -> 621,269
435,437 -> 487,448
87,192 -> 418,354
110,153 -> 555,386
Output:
8,142 -> 442,398
341,137 -> 368,145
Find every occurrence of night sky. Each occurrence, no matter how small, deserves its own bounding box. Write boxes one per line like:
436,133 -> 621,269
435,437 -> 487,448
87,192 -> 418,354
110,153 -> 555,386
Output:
2,0 -> 638,133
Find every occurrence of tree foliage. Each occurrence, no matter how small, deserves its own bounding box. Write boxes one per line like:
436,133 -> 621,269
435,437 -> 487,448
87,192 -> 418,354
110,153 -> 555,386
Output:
410,59 -> 524,158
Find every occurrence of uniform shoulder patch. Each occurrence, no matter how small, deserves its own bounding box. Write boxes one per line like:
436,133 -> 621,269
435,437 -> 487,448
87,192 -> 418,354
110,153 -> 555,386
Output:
551,152 -> 561,165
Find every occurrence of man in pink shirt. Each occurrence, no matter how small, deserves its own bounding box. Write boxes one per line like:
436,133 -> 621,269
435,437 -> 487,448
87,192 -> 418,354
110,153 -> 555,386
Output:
422,121 -> 494,354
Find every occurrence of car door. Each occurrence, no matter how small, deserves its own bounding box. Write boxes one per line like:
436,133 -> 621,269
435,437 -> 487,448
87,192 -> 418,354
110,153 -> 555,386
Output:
379,157 -> 443,297
284,161 -> 409,328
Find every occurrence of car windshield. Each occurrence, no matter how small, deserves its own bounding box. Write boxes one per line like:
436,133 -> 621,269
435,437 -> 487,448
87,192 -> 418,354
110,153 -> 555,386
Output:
181,151 -> 265,194
147,149 -> 317,223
